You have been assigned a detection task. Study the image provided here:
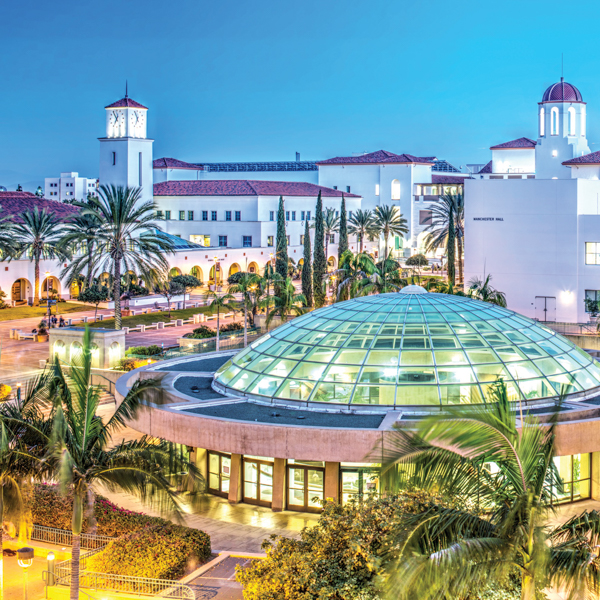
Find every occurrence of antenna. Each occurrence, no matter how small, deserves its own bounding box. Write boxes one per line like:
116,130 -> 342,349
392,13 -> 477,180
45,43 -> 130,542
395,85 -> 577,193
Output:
125,80 -> 128,98
561,53 -> 564,79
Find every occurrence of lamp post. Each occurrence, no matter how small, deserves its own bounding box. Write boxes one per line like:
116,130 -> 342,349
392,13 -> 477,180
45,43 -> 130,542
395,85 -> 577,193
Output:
16,382 -> 21,402
17,547 -> 34,600
213,257 -> 220,288
47,551 -> 55,587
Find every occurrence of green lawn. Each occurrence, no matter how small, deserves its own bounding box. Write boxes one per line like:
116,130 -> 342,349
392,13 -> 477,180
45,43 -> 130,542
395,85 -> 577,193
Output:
0,302 -> 95,322
88,305 -> 217,329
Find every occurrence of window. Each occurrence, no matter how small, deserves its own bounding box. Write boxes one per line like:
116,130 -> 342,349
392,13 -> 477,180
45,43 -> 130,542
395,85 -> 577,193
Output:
301,211 -> 305,221
270,211 -> 274,221
568,107 -> 576,136
188,211 -> 194,220
286,235 -> 290,245
539,107 -> 545,137
225,211 -> 232,221
375,184 -> 380,196
165,211 -> 171,220
391,179 -> 401,200
179,211 -> 185,220
156,210 -> 164,218
330,234 -> 335,244
286,211 -> 290,221
548,454 -> 591,504
202,211 -> 208,221
585,242 -> 600,264
267,236 -> 274,247
235,211 -> 241,221
219,236 -> 227,247
292,211 -> 296,221
300,235 -> 305,245
112,152 -> 116,165
243,236 -> 252,247
346,186 -> 351,193
585,290 -> 600,312
306,211 -> 311,220
211,211 -> 217,221
419,210 -> 433,225
551,107 -> 559,135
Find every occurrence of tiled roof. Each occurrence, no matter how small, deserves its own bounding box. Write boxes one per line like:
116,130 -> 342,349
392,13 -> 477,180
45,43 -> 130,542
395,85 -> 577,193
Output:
563,151 -> 600,166
316,150 -> 435,165
0,192 -> 78,222
541,78 -> 583,103
431,175 -> 469,184
153,157 -> 200,170
478,161 -> 493,174
105,97 -> 148,109
153,180 -> 360,198
490,137 -> 537,150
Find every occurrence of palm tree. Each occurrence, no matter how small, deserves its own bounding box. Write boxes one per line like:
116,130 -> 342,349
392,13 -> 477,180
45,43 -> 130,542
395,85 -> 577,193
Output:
59,207 -> 103,294
205,291 -> 235,351
323,208 -> 340,270
424,192 -> 464,285
335,250 -> 376,301
84,185 -> 175,330
229,273 -> 260,347
4,329 -> 205,600
266,277 -> 307,326
261,263 -> 283,329
379,381 -> 600,600
468,274 -> 507,307
13,207 -> 69,305
373,205 -> 408,289
348,209 -> 377,254
361,257 -> 405,295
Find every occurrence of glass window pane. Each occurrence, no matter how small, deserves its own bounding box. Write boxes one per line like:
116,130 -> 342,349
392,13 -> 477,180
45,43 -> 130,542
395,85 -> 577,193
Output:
396,385 -> 439,405
313,382 -> 353,403
276,379 -> 315,401
352,385 -> 395,405
324,365 -> 361,383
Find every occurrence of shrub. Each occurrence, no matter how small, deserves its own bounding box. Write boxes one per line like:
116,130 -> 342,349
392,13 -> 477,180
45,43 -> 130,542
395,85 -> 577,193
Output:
220,322 -> 243,333
0,384 -> 12,401
227,271 -> 249,285
87,524 -> 211,580
183,325 -> 215,340
115,357 -> 155,371
405,253 -> 428,267
125,345 -> 162,357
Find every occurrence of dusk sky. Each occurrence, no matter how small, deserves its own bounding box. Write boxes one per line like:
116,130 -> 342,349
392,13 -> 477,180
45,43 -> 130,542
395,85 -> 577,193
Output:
2,0 -> 600,190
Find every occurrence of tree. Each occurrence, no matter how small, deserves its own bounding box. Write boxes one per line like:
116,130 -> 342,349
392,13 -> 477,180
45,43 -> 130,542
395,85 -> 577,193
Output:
171,274 -> 200,309
337,195 -> 348,262
275,196 -> 288,296
35,186 -> 43,198
228,273 -> 260,347
2,329 -> 205,600
322,207 -> 340,269
361,258 -> 405,295
335,250 -> 376,301
154,277 -> 185,318
13,207 -> 69,305
301,219 -> 313,308
348,209 -> 377,254
266,277 -> 307,326
84,185 -> 175,330
405,253 -> 428,279
205,291 -> 235,351
373,205 -> 408,289
59,207 -> 103,293
424,192 -> 464,286
380,381 -> 600,600
261,263 -> 283,328
312,192 -> 327,308
78,284 -> 109,321
468,274 -> 507,307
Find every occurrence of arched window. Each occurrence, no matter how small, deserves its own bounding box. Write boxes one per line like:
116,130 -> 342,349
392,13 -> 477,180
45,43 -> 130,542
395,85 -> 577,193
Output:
391,179 -> 400,200
551,107 -> 559,135
539,107 -> 545,136
568,107 -> 576,136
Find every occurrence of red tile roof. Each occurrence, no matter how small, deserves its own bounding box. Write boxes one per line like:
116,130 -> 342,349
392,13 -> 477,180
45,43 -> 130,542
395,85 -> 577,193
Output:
0,192 -> 78,222
153,157 -> 201,170
490,137 -> 537,150
431,175 -> 469,184
316,150 -> 435,165
478,161 -> 493,174
542,78 -> 583,103
153,180 -> 360,198
105,97 -> 148,109
563,151 -> 600,166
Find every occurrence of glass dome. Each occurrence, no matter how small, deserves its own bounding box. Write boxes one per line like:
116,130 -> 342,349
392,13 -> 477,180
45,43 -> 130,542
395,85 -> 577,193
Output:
214,289 -> 600,407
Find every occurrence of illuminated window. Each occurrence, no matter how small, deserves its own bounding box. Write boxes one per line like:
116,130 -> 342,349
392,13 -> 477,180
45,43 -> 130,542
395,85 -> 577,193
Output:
540,107 -> 545,136
267,236 -> 274,246
548,454 -> 591,504
375,184 -> 380,196
551,107 -> 559,135
391,179 -> 400,200
585,242 -> 600,264
568,107 -> 576,136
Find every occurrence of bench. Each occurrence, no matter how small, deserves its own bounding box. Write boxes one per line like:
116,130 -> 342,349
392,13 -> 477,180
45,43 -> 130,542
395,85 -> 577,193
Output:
18,332 -> 36,341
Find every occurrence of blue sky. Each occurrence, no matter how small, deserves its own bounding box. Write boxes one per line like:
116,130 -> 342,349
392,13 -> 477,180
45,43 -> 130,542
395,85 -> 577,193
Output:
2,0 -> 599,190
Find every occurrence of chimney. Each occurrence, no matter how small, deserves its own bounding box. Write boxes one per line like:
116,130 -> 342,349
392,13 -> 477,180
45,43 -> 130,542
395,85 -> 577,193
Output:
296,152 -> 300,162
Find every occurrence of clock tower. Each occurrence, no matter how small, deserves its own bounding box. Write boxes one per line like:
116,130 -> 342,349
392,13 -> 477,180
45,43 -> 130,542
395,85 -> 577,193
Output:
99,90 -> 154,204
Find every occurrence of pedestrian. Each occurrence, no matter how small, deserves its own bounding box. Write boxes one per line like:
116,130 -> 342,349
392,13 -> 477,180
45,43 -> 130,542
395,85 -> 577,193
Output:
59,316 -> 65,327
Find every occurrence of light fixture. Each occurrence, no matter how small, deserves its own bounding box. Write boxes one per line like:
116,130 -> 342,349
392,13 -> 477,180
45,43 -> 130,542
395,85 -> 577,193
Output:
17,547 -> 34,600
47,551 -> 55,587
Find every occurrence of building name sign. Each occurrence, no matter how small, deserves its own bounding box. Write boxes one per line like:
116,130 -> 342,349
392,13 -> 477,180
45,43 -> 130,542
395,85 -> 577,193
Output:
473,217 -> 504,221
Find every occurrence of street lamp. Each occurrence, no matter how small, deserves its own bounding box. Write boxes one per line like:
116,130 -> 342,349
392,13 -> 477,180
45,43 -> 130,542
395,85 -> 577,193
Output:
213,257 -> 220,287
47,551 -> 55,587
17,547 -> 34,600
269,252 -> 274,267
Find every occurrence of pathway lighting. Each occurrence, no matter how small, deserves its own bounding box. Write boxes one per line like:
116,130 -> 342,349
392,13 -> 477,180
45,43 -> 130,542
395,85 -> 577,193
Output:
17,547 -> 34,600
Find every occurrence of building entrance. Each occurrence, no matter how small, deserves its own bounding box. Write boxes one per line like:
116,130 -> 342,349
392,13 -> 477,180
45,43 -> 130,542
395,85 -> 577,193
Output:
287,463 -> 324,512
535,296 -> 556,322
242,458 -> 274,507
208,451 -> 231,497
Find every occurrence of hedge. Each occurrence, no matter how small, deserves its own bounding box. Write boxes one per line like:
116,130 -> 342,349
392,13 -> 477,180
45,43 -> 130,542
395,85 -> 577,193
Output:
87,524 -> 211,580
125,345 -> 163,357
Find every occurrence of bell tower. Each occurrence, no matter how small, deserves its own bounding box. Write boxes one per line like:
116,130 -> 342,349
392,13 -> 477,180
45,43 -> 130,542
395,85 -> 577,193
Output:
99,88 -> 154,204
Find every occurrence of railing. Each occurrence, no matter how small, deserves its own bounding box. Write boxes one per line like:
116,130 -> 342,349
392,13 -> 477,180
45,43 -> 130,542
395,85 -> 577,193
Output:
538,321 -> 599,336
168,328 -> 266,359
32,524 -> 115,550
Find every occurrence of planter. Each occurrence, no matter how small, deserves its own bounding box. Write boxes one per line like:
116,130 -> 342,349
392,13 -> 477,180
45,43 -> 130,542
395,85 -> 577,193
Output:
37,334 -> 49,343
121,309 -> 132,317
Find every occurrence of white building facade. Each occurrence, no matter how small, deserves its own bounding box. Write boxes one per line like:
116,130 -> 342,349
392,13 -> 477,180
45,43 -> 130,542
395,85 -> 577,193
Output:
45,172 -> 98,202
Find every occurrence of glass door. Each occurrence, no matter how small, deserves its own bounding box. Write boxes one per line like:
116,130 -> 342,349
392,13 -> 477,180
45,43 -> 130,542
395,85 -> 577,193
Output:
341,469 -> 380,504
207,451 -> 231,497
287,465 -> 324,512
243,458 -> 274,507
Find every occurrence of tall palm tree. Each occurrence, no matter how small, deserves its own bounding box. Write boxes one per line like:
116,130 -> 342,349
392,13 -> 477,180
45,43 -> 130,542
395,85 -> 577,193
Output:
373,205 -> 408,289
13,207 -> 69,305
228,273 -> 260,347
424,192 -> 464,285
84,185 -> 175,330
468,274 -> 507,307
261,263 -> 283,329
348,209 -> 377,254
59,208 -> 103,294
334,250 -> 376,301
4,329 -> 205,600
205,291 -> 235,351
266,277 -> 307,326
323,208 -> 340,270
379,381 -> 600,600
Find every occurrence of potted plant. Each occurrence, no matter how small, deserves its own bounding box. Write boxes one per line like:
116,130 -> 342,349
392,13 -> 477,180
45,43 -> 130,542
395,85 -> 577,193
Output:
585,298 -> 599,322
37,320 -> 49,343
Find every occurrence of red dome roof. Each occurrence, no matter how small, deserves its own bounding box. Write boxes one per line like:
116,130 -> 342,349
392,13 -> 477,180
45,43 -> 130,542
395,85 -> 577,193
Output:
541,78 -> 583,103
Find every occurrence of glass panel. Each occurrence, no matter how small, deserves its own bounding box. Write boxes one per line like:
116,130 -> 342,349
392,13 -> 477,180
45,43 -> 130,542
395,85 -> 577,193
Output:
323,365 -> 361,383
209,473 -> 219,489
307,469 -> 324,507
276,380 -> 315,401
221,476 -> 230,494
352,385 -> 395,405
366,350 -> 400,366
209,453 -> 219,474
290,362 -> 327,381
400,351 -> 434,366
313,382 -> 353,403
396,385 -> 439,405
398,367 -> 436,383
288,468 -> 305,506
260,484 -> 273,503
244,461 -> 258,483
360,366 -> 398,384
245,482 -> 258,499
